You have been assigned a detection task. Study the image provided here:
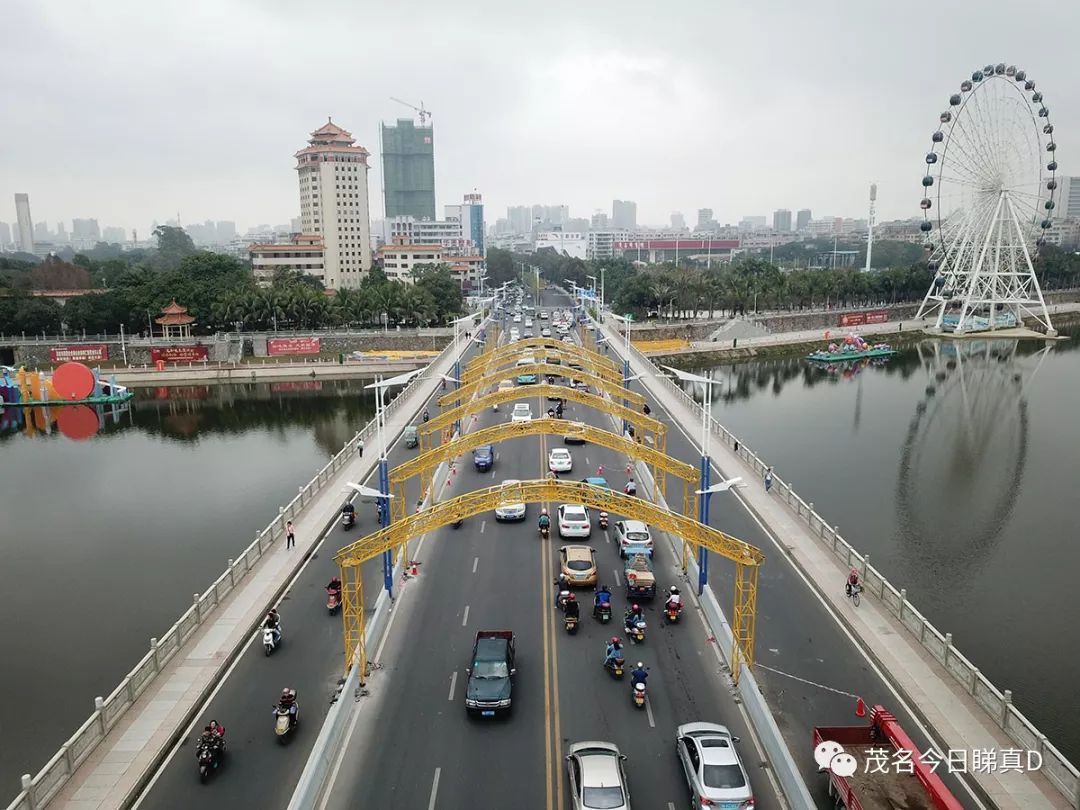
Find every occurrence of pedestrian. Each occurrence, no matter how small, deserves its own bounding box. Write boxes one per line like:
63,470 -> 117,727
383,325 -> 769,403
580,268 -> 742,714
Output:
286,521 -> 295,549
643,402 -> 651,416
764,467 -> 774,493
733,440 -> 740,454
358,439 -> 364,458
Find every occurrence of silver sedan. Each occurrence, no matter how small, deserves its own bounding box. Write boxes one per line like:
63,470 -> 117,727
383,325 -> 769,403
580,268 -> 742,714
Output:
566,740 -> 631,810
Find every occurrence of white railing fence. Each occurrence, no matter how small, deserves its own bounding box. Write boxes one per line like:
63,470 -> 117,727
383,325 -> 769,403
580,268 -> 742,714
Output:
3,330 -> 471,810
605,320 -> 1080,808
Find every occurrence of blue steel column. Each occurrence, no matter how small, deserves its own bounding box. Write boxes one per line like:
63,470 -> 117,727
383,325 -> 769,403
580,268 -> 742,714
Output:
453,358 -> 462,434
697,456 -> 711,595
622,358 -> 630,435
379,454 -> 392,598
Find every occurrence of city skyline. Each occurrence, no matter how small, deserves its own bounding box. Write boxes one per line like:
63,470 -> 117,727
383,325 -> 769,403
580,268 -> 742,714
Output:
1,1 -> 1076,239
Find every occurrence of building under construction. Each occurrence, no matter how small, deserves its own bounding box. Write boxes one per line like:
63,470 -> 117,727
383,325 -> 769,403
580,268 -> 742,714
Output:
381,119 -> 435,221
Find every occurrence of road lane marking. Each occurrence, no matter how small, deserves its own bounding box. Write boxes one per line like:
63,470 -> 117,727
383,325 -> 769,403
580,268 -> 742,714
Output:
603,531 -> 610,544
472,556 -> 479,573
480,519 -> 486,533
613,569 -> 621,586
428,767 -> 441,810
645,695 -> 656,728
585,456 -> 590,465
448,670 -> 458,701
462,605 -> 470,626
668,803 -> 676,810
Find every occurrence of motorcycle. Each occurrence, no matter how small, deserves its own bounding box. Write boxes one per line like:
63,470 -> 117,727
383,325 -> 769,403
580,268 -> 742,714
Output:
632,681 -> 647,709
263,624 -> 281,656
625,619 -> 647,644
598,512 -> 609,531
665,600 -> 682,624
196,738 -> 224,782
624,483 -> 637,497
594,601 -> 612,624
539,525 -> 550,540
556,590 -> 571,610
326,588 -> 341,616
341,510 -> 355,530
564,614 -> 578,634
604,655 -> 625,679
273,704 -> 298,744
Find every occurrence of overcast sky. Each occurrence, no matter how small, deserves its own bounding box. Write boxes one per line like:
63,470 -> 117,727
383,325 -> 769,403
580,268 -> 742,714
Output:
1,0 -> 1075,237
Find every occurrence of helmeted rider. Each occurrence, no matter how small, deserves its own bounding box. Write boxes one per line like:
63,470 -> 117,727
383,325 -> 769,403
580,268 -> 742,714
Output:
275,688 -> 298,726
205,719 -> 225,741
846,567 -> 860,597
554,573 -> 569,608
594,583 -> 612,612
563,592 -> 580,620
327,576 -> 342,599
631,662 -> 649,687
264,609 -> 281,641
538,508 -> 551,531
604,637 -> 623,667
624,479 -> 637,496
624,603 -> 644,632
665,585 -> 682,613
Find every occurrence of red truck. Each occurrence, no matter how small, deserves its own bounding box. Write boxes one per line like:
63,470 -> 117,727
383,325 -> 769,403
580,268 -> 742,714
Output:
813,705 -> 965,810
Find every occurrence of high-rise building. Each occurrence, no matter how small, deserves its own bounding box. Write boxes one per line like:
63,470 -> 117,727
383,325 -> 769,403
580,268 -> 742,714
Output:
670,212 -> 686,230
507,206 -> 531,234
381,118 -> 435,221
544,205 -> 569,227
15,195 -> 34,254
697,209 -> 715,230
1055,177 -> 1080,219
773,209 -> 792,233
0,221 -> 11,250
612,200 -> 637,229
591,211 -> 610,229
72,218 -> 102,245
457,193 -> 485,255
102,226 -> 126,243
34,222 -> 49,240
797,209 -> 812,231
294,118 -> 372,288
218,221 -> 237,242
738,216 -> 767,231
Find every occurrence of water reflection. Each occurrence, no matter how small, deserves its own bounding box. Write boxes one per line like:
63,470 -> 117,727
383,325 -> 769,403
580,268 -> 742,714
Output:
0,400 -> 131,440
895,340 -> 1050,573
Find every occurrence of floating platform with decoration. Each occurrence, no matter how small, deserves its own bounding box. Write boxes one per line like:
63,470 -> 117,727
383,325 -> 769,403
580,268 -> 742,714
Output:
806,334 -> 896,363
0,362 -> 133,407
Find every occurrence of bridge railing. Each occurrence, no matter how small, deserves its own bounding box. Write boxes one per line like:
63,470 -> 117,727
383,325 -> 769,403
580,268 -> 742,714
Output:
601,315 -> 1080,808
3,329 -> 472,810
0,325 -> 457,346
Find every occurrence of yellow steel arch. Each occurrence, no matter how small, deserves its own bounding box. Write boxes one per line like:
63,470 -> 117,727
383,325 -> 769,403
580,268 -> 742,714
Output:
439,363 -> 645,410
464,350 -> 623,388
419,384 -> 666,454
389,418 -> 696,521
464,338 -> 619,379
336,480 -> 762,684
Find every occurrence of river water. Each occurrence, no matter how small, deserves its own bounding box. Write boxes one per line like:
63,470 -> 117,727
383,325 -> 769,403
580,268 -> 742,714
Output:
685,324 -> 1080,765
0,380 -> 376,796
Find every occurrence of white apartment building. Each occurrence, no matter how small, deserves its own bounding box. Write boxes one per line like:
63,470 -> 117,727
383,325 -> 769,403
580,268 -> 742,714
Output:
294,119 -> 372,289
377,242 -> 444,284
587,229 -> 630,260
535,231 -> 587,259
250,235 -> 326,285
386,216 -> 476,256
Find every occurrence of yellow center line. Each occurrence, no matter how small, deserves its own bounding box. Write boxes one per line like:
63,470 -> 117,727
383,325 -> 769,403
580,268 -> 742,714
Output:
541,515 -> 553,810
539,409 -> 564,810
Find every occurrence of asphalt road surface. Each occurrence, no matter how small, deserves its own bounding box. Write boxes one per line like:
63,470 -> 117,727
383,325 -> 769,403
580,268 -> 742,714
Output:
322,289 -> 786,810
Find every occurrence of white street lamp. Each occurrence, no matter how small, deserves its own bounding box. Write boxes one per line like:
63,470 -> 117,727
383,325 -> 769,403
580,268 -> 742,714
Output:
696,476 -> 744,495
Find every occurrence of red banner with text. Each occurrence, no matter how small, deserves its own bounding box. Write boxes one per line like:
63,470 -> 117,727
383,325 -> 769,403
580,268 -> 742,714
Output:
151,346 -> 209,363
838,310 -> 888,327
50,344 -> 109,363
267,337 -> 321,356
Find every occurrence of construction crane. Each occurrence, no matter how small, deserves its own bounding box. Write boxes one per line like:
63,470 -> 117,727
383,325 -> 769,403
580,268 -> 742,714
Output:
389,97 -> 431,126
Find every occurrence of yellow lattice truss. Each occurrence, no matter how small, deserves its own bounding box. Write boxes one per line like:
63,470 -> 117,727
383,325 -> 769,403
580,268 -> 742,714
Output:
336,480 -> 763,684
464,337 -> 620,380
418,384 -> 666,454
389,419 -> 697,521
439,363 -> 645,410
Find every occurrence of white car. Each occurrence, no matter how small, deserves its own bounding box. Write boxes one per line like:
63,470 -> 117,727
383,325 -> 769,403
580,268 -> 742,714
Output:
516,356 -> 536,367
525,318 -> 534,328
567,741 -> 631,810
541,328 -> 552,337
494,479 -> 527,521
613,520 -> 653,557
513,314 -> 522,323
558,504 -> 591,538
548,448 -> 573,473
676,723 -> 753,810
511,403 -> 533,423
539,311 -> 549,320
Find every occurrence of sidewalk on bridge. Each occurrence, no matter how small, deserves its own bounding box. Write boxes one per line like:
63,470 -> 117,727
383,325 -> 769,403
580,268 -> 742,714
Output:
51,339 -> 467,810
603,319 -> 1071,810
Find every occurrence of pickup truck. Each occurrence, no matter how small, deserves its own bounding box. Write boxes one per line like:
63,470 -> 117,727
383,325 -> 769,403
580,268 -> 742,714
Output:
624,553 -> 656,599
813,705 -> 964,810
465,630 -> 516,717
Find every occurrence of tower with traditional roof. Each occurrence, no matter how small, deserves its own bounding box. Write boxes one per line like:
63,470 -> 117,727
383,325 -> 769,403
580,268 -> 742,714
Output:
294,118 -> 372,289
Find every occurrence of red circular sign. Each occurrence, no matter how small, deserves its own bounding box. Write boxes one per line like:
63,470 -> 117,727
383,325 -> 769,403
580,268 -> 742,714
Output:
51,362 -> 96,401
57,405 -> 100,440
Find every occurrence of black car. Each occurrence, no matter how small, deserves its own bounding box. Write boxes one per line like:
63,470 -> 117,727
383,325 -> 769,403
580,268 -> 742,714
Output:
465,631 -> 516,717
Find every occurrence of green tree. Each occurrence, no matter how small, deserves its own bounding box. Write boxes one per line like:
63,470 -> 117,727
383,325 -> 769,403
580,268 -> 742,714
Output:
152,225 -> 197,270
0,294 -> 63,334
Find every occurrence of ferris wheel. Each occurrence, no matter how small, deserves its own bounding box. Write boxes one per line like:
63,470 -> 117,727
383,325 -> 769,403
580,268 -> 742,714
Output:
915,63 -> 1058,335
